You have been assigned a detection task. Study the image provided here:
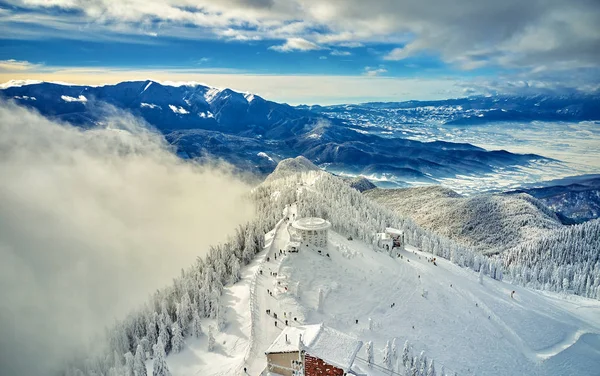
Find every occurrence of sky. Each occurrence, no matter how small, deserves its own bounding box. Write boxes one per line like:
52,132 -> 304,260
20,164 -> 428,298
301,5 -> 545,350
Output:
0,0 -> 599,104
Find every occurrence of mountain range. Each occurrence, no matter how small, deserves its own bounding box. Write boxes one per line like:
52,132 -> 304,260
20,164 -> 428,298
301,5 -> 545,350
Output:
1,80 -> 555,182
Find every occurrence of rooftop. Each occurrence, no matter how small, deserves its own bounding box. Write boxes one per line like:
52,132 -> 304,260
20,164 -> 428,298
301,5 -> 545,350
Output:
292,217 -> 332,231
265,324 -> 362,372
385,227 -> 404,236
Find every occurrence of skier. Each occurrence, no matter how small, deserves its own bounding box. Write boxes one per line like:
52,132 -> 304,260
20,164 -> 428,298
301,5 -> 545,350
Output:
511,290 -> 515,299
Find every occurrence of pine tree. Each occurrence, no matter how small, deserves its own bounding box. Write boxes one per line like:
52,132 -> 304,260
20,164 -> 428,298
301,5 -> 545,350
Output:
171,322 -> 184,353
427,359 -> 436,376
230,256 -> 241,284
216,303 -> 226,332
134,344 -> 147,376
317,288 -> 324,312
391,338 -> 398,366
419,351 -> 427,376
402,340 -> 410,367
383,340 -> 392,370
124,352 -> 135,376
191,312 -> 203,338
152,339 -> 171,376
365,341 -> 374,367
208,326 -> 216,352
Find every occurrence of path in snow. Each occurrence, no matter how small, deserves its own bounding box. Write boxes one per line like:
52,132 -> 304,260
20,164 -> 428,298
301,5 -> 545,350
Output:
246,206 -> 292,375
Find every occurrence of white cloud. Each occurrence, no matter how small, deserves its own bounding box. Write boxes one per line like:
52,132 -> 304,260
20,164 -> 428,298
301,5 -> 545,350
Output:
5,0 -> 596,71
330,49 -> 351,56
61,94 -> 87,102
363,66 -> 388,76
0,101 -> 254,375
269,37 -> 322,52
0,59 -> 40,71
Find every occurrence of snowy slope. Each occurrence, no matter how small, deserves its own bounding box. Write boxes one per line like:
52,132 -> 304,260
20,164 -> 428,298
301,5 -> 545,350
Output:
157,173 -> 600,376
365,186 -> 562,254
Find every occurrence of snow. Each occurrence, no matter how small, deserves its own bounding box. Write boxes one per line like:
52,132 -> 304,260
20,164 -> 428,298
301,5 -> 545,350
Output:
204,87 -> 222,103
244,93 -> 256,103
13,95 -> 36,100
385,227 -> 403,236
140,102 -> 160,109
142,81 -> 153,92
0,79 -> 43,89
257,152 -> 274,163
303,325 -> 363,371
265,324 -> 321,354
168,105 -> 189,114
61,94 -> 87,102
292,217 -> 331,231
159,175 -> 600,376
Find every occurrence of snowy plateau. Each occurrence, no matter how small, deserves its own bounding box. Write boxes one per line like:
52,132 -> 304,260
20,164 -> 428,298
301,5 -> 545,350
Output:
63,159 -> 600,376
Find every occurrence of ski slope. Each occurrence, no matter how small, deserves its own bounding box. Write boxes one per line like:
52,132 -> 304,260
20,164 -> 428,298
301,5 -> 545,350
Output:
158,179 -> 600,376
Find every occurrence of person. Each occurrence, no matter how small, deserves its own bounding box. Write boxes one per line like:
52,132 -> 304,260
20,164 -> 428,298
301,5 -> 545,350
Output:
275,321 -> 277,327
244,367 -> 247,374
285,320 -> 288,326
355,319 -> 358,324
511,290 -> 515,299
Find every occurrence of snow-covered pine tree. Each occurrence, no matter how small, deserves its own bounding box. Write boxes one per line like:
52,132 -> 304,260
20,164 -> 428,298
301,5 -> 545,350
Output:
365,341 -> 374,367
317,288 -> 325,312
208,326 -> 216,351
124,352 -> 135,376
178,293 -> 192,336
134,344 -> 147,376
152,339 -> 171,376
157,322 -> 169,355
427,359 -> 436,376
191,311 -> 203,338
391,338 -> 398,366
419,351 -> 428,376
402,340 -> 410,367
216,303 -> 226,332
410,358 -> 419,376
171,322 -> 184,353
383,340 -> 392,370
230,255 -> 241,284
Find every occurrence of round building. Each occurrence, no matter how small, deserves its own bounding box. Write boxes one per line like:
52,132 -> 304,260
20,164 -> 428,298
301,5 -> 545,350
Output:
292,217 -> 331,248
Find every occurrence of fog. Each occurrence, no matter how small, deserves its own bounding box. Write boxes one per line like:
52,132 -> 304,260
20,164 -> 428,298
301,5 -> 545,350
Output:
0,102 -> 255,375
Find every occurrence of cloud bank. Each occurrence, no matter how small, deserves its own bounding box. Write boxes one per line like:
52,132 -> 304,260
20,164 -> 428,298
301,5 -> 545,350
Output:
0,102 -> 254,376
2,0 -> 599,71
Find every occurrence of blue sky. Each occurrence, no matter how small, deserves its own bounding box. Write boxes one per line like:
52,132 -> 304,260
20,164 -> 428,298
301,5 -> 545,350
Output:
0,0 -> 598,104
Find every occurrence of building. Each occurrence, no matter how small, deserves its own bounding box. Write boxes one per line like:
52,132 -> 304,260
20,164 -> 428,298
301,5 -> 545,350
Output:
265,324 -> 362,376
291,217 -> 331,248
376,228 -> 404,255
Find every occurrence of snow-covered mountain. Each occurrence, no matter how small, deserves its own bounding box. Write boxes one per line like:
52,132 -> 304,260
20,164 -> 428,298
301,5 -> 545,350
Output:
63,160 -> 600,376
506,174 -> 600,224
300,94 -> 600,126
0,81 -> 549,184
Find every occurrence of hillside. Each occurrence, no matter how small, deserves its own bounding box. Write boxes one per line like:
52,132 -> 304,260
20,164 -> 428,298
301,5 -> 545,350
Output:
364,186 -> 562,254
507,174 -> 600,224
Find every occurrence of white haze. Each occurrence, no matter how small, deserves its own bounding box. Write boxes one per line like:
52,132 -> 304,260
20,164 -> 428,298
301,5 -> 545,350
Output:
0,102 -> 255,376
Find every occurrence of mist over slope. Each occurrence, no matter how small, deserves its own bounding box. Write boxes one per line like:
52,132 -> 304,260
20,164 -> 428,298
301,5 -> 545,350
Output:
0,101 -> 254,376
365,186 -> 562,254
